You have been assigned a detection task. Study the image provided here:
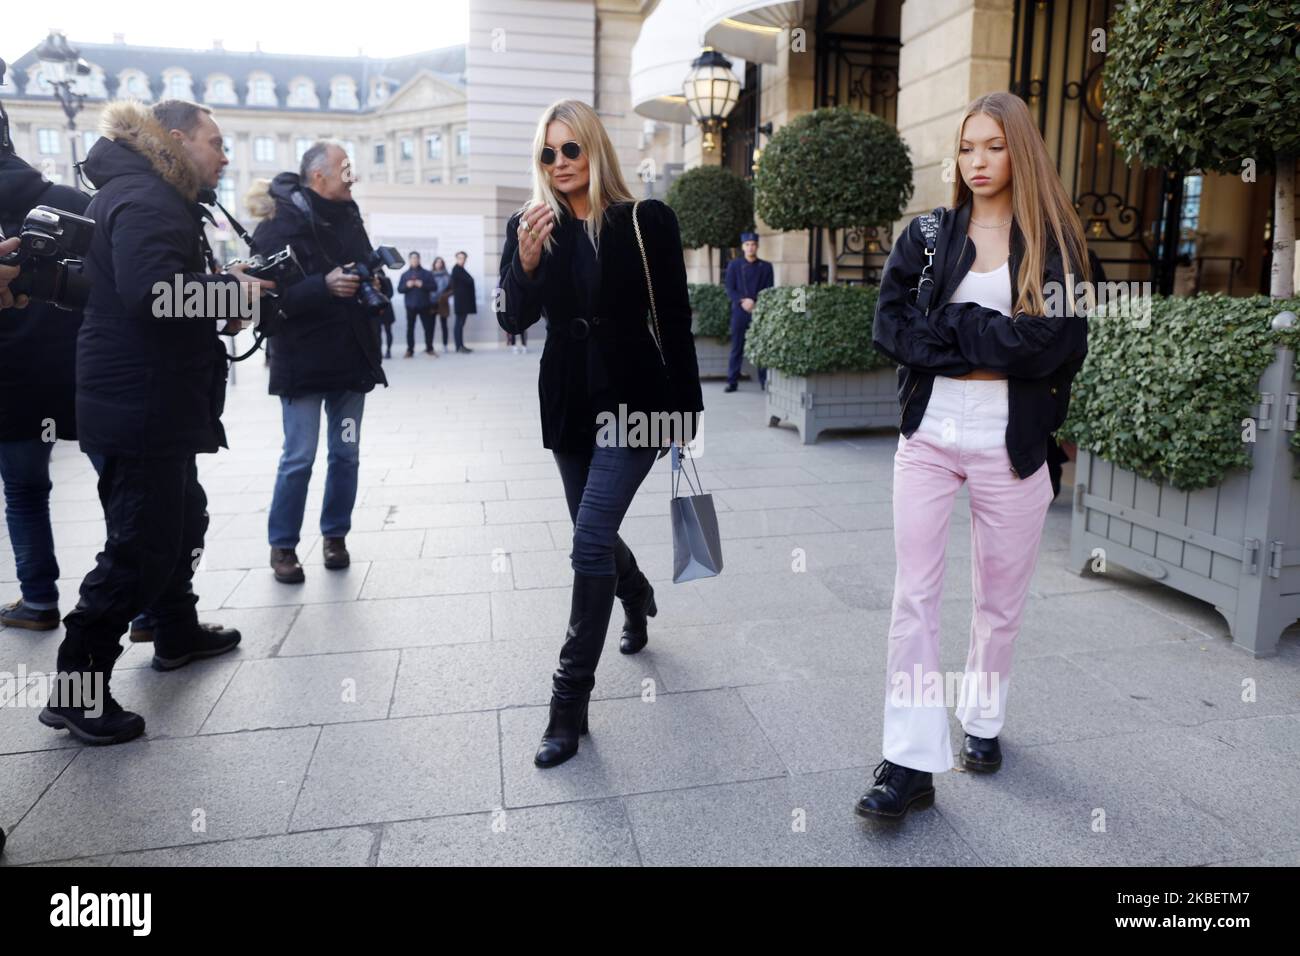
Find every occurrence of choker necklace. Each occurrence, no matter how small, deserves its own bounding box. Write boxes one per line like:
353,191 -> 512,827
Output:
971,216 -> 1012,228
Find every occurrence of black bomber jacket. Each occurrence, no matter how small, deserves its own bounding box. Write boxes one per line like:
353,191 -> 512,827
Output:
871,197 -> 1105,480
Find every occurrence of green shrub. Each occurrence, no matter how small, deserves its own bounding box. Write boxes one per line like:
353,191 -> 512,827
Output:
666,165 -> 754,251
1059,293 -> 1300,490
744,284 -> 891,376
754,106 -> 912,235
689,283 -> 732,339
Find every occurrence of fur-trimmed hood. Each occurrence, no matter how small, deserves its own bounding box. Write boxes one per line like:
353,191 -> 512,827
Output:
83,99 -> 201,201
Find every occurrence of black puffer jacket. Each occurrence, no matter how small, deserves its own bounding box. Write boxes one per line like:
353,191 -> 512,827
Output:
251,173 -> 387,397
872,197 -> 1105,480
76,100 -> 240,458
0,153 -> 91,441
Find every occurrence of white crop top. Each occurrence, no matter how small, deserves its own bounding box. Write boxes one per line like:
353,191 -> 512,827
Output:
948,259 -> 1013,316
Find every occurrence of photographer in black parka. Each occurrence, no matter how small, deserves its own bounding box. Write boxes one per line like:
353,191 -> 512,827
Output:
39,100 -> 272,746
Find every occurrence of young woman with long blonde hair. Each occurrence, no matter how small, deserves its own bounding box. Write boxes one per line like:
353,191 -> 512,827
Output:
863,91 -> 1104,820
496,99 -> 703,768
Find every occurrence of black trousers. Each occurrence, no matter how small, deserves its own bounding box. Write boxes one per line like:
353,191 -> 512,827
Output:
453,312 -> 470,350
406,309 -> 436,351
58,455 -> 208,671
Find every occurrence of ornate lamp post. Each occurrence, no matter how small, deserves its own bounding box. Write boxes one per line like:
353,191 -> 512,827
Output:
36,30 -> 92,188
682,47 -> 739,154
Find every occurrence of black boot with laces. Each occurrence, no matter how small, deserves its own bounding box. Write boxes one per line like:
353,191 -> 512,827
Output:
854,758 -> 935,820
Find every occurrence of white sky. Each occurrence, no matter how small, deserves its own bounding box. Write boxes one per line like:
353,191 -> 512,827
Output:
2,0 -> 470,64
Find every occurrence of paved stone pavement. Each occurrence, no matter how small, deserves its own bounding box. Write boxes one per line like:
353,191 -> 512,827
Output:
3,344 -> 1299,867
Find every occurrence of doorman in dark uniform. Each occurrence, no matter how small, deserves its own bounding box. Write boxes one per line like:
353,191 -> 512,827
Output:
723,230 -> 774,392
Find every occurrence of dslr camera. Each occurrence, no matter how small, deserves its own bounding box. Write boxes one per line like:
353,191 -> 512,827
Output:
341,245 -> 403,315
225,244 -> 304,336
0,205 -> 95,312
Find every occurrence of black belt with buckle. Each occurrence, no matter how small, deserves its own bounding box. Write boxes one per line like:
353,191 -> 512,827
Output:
563,315 -> 600,340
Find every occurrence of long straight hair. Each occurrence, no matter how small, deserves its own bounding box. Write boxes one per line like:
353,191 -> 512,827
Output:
951,91 -> 1091,315
520,99 -> 635,255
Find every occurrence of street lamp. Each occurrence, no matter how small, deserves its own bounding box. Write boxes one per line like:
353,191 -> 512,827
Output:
682,47 -> 739,153
35,30 -> 92,188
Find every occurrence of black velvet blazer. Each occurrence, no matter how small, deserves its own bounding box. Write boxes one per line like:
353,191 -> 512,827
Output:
496,199 -> 704,452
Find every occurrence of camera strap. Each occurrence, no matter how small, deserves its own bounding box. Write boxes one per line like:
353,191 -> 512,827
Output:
196,196 -> 269,364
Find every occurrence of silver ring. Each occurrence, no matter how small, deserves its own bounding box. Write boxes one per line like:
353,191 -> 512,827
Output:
521,220 -> 531,232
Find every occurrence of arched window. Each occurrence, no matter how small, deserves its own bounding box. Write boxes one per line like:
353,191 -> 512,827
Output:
80,68 -> 108,99
162,69 -> 193,101
329,76 -> 359,110
117,69 -> 151,101
204,74 -> 238,105
247,72 -> 276,107
287,77 -> 319,109
366,77 -> 392,107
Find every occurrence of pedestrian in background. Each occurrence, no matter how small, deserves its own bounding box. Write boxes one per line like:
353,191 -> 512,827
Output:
450,250 -> 476,352
722,230 -> 773,392
430,256 -> 452,352
398,251 -> 438,358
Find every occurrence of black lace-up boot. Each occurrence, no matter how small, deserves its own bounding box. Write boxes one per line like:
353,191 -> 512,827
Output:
854,758 -> 936,820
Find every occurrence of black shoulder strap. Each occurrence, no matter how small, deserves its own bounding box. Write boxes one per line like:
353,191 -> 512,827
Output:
917,207 -> 943,253
912,206 -> 945,314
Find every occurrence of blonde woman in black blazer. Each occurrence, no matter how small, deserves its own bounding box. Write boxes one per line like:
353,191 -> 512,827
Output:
496,98 -> 703,768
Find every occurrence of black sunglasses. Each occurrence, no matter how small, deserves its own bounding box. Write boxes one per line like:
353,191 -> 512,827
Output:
540,141 -> 582,166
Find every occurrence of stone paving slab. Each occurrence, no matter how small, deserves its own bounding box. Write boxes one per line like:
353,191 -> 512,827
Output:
3,727 -> 320,864
378,801 -> 640,867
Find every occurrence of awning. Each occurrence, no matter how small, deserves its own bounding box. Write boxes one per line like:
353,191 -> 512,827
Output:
631,0 -> 746,124
699,0 -> 806,65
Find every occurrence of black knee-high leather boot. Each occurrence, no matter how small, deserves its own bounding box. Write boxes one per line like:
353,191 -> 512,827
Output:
614,544 -> 656,655
535,571 -> 619,768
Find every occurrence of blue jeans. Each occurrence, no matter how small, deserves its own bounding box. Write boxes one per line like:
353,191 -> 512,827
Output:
268,390 -> 366,548
552,445 -> 660,576
0,439 -> 62,607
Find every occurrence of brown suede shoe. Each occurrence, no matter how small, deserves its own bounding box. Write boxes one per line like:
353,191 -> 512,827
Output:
0,600 -> 60,631
322,537 -> 350,570
270,547 -> 305,583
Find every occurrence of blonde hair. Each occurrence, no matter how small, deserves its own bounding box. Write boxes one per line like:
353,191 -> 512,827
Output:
520,99 -> 635,254
244,177 -> 275,220
950,91 -> 1091,316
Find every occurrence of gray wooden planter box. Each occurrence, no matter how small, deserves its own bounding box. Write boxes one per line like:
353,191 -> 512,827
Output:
694,334 -> 755,380
1069,313 -> 1300,658
765,367 -> 899,444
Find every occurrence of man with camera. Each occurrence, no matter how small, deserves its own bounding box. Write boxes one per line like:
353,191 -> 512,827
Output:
38,99 -> 272,745
252,140 -> 388,584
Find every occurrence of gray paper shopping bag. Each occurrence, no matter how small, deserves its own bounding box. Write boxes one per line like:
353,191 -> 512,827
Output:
670,443 -> 723,583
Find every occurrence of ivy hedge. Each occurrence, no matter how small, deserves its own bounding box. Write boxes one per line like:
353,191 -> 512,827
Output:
688,283 -> 732,339
1058,293 -> 1300,491
744,284 -> 892,377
